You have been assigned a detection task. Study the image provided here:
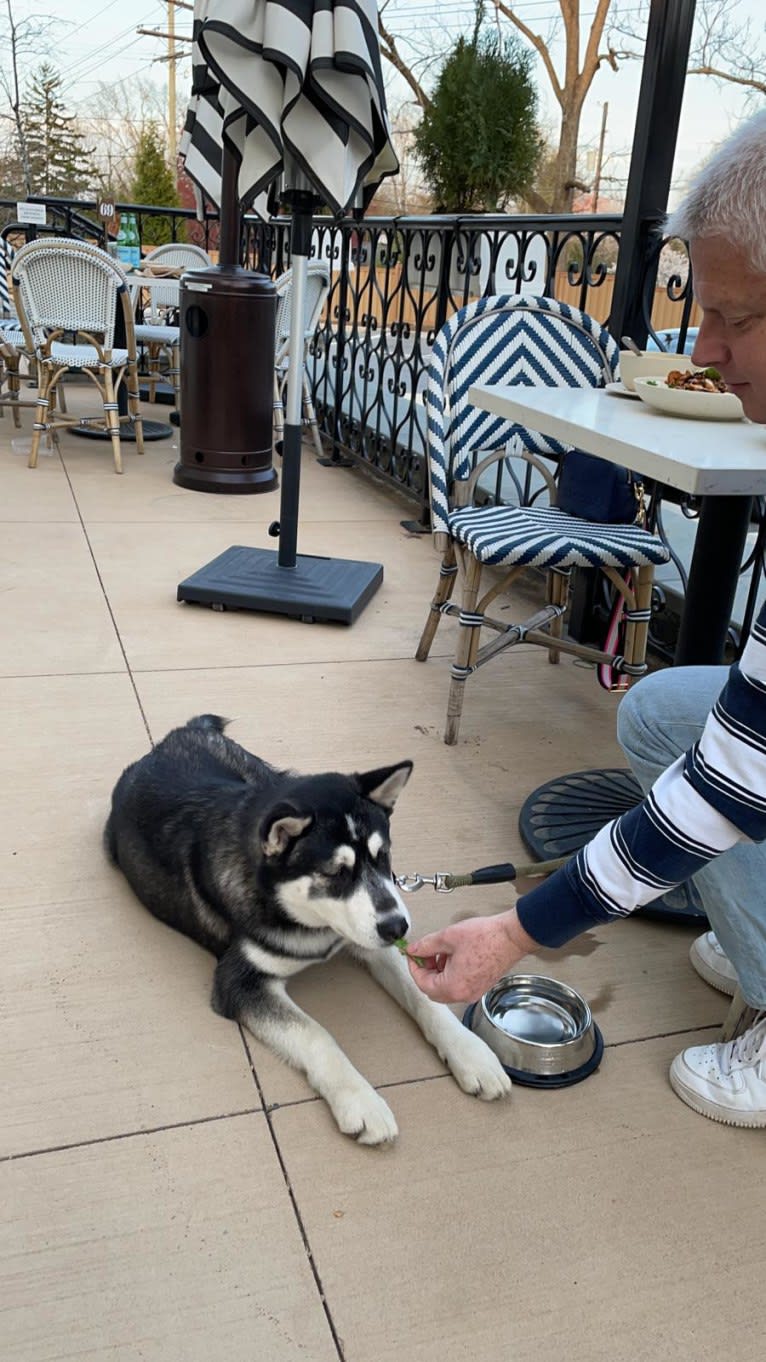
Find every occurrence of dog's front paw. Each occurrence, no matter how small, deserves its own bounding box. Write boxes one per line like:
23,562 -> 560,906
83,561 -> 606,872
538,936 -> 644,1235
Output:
440,1027 -> 513,1101
329,1082 -> 399,1146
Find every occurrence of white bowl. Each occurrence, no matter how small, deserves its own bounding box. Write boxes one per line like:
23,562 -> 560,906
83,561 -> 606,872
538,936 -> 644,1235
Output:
618,350 -> 688,392
633,376 -> 744,422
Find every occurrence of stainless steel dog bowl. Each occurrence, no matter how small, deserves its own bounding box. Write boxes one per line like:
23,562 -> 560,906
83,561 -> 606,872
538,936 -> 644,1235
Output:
464,974 -> 603,1087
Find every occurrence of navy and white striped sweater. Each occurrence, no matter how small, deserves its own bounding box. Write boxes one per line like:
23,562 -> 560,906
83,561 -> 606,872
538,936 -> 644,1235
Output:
517,601 -> 766,947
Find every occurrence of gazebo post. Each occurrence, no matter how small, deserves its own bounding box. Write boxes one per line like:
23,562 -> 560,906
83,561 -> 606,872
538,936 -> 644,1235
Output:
608,0 -> 697,349
570,0 -> 696,649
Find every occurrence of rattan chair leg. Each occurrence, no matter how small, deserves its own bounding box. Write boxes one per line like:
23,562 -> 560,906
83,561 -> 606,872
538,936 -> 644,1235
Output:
2,349 -> 22,428
125,361 -> 145,455
146,342 -> 162,403
102,368 -> 123,474
273,371 -> 285,444
444,554 -> 483,745
302,369 -> 323,459
416,545 -> 458,662
28,366 -> 53,468
623,564 -> 654,675
546,569 -> 568,664
170,343 -> 180,409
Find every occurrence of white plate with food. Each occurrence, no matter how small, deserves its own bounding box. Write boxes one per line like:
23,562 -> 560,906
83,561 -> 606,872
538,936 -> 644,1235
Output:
605,380 -> 640,400
633,369 -> 744,421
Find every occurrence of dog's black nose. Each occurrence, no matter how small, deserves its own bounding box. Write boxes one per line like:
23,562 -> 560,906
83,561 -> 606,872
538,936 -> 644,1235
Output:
378,913 -> 409,944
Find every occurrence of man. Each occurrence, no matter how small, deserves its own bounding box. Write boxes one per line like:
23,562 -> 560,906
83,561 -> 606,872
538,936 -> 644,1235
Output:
407,108 -> 766,1129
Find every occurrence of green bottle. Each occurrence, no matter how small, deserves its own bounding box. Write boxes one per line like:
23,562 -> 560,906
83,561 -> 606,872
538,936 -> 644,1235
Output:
115,215 -> 131,267
128,214 -> 142,269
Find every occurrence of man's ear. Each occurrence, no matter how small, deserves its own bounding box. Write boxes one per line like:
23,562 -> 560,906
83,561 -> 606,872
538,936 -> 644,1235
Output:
261,803 -> 313,857
356,761 -> 413,813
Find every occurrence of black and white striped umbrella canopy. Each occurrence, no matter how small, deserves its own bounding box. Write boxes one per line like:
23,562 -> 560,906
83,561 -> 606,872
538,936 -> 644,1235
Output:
181,0 -> 398,218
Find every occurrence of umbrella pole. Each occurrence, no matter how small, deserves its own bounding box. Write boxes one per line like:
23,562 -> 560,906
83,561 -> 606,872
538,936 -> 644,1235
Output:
277,199 -> 314,568
219,142 -> 240,269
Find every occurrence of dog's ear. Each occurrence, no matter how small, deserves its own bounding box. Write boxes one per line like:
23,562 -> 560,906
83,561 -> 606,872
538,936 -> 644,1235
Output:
261,803 -> 313,857
356,761 -> 413,813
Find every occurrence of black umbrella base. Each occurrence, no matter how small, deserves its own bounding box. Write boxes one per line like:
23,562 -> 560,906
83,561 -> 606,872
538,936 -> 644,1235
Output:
139,380 -> 175,405
73,418 -> 172,442
519,769 -> 708,926
177,544 -> 383,624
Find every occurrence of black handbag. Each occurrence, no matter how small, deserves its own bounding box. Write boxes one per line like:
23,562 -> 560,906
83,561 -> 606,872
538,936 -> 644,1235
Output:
556,449 -> 645,525
555,449 -> 649,693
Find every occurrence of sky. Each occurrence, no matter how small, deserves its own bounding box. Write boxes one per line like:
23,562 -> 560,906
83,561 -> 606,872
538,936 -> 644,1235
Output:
6,0 -> 766,202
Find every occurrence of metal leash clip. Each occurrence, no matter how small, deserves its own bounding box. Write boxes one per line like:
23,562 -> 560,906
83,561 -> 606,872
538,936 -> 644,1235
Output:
395,872 -> 455,894
395,856 -> 571,896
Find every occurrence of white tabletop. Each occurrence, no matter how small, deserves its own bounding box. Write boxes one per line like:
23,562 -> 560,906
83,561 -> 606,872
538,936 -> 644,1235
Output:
468,383 -> 766,497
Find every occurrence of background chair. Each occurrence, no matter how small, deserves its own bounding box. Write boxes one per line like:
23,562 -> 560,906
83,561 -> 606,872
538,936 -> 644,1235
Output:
131,241 -> 212,407
416,294 -> 670,744
0,235 -> 35,427
12,238 -> 144,473
273,261 -> 330,459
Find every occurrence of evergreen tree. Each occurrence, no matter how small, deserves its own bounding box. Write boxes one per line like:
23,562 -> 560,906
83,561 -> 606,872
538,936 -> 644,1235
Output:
131,123 -> 183,245
413,8 -> 541,213
23,63 -> 97,197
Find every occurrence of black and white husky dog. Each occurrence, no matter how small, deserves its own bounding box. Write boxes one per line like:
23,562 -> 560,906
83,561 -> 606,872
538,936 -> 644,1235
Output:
105,715 -> 511,1143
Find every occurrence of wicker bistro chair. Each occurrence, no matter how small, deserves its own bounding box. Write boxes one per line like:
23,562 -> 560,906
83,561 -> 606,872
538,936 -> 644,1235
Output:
131,242 -> 211,406
0,235 -> 37,428
416,294 -> 671,745
273,262 -> 331,459
11,238 -> 144,473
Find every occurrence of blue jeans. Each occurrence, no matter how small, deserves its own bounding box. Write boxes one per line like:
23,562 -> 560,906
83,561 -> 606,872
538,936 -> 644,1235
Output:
617,667 -> 766,1008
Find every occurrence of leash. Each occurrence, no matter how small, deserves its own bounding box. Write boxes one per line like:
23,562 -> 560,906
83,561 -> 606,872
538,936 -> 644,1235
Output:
395,854 -> 571,895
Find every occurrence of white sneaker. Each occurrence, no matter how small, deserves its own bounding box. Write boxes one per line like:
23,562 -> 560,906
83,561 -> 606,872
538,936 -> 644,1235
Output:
689,931 -> 738,996
669,1013 -> 766,1127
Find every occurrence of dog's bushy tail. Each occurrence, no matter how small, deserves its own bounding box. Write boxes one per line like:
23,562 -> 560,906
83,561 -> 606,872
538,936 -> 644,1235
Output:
187,714 -> 230,734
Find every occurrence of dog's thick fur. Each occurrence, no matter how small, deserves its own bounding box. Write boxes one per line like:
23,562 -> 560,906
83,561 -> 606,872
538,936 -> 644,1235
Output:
105,716 -> 511,1143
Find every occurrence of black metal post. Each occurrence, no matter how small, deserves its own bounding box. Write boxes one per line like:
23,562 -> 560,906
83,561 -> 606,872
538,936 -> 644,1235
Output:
219,143 -> 241,267
277,200 -> 315,567
569,0 -> 697,650
608,0 -> 697,348
675,497 -> 754,665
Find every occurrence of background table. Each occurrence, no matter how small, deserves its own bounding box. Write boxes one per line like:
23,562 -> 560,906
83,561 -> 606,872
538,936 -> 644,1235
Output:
469,383 -> 766,665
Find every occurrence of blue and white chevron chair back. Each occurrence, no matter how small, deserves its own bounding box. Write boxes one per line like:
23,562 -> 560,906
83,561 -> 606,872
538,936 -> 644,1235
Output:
425,294 -> 620,536
0,236 -> 15,318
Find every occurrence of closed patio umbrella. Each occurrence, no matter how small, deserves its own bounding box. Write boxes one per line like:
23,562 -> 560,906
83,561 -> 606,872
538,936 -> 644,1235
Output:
177,0 -> 399,623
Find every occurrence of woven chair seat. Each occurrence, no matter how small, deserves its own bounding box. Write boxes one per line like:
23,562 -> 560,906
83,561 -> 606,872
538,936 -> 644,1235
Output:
134,323 -> 179,344
48,341 -> 129,369
449,503 -> 670,569
0,323 -> 24,349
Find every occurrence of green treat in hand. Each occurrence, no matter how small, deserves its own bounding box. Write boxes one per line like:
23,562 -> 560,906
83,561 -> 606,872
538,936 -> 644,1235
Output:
394,937 -> 426,967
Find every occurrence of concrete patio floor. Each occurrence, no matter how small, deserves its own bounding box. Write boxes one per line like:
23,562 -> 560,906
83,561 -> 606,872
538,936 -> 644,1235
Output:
1,386 -> 762,1362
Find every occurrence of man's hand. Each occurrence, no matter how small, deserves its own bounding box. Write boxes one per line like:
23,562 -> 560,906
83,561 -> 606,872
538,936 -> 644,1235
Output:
405,908 -> 538,1003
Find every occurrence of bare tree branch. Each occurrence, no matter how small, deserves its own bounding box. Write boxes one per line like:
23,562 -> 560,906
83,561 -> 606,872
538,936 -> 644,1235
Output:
378,7 -> 430,111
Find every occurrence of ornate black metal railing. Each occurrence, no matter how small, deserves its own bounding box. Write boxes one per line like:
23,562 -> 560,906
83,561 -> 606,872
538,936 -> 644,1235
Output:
241,210 -> 627,512
2,194 -> 763,655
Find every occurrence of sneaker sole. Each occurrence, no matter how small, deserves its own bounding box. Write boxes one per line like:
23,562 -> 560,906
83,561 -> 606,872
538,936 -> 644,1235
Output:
669,1060 -> 766,1128
688,941 -> 737,996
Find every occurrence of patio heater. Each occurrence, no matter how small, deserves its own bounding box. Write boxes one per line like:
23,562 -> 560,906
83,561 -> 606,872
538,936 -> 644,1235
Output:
177,153 -> 383,623
173,148 -> 278,494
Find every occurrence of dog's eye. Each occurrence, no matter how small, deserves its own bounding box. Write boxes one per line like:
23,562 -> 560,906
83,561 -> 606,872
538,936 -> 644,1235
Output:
321,862 -> 351,879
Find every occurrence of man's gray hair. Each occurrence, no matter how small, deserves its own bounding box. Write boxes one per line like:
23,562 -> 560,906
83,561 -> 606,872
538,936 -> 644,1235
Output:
665,109 -> 766,272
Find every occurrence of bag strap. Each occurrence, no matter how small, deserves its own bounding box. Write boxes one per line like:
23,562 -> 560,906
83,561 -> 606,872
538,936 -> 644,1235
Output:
597,572 -> 632,692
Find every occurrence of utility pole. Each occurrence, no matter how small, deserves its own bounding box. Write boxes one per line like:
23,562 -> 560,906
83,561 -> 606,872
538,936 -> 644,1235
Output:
167,0 -> 177,166
136,0 -> 193,164
592,101 -> 608,208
